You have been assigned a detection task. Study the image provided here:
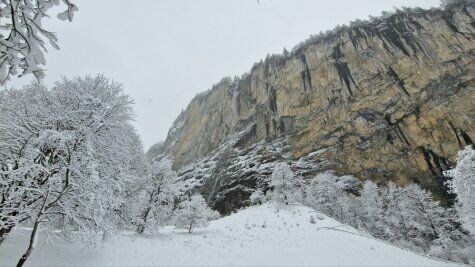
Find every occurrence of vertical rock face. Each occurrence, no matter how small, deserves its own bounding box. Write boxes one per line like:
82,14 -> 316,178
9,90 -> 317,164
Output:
162,2 -> 475,211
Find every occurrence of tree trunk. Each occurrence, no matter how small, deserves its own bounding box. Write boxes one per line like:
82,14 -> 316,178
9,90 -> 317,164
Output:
0,225 -> 15,247
188,220 -> 195,234
17,190 -> 49,267
16,218 -> 40,267
136,206 -> 151,234
136,224 -> 145,235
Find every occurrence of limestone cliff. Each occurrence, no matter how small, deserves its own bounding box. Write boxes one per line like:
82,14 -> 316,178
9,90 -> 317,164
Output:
162,1 -> 475,212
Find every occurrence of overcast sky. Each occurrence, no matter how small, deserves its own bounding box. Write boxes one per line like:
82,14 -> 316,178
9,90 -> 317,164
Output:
10,0 -> 440,149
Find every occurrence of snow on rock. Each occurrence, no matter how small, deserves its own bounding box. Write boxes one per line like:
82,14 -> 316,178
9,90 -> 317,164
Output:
174,134 -> 335,214
0,203 -> 461,266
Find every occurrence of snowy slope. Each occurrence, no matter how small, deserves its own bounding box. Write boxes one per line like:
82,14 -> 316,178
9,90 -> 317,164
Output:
0,203 -> 463,266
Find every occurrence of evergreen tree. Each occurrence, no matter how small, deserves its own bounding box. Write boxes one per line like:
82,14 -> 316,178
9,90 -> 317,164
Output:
269,162 -> 301,205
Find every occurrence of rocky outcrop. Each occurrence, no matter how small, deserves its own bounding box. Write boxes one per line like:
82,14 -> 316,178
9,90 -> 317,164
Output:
162,2 -> 475,212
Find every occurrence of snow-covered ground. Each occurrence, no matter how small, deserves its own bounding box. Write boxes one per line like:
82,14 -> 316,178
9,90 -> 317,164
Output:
0,203 -> 462,266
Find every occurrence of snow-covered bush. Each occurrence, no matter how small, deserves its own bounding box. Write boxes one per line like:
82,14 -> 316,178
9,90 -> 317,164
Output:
173,194 -> 220,233
444,145 -> 475,234
249,188 -> 266,205
268,162 -> 302,205
309,215 -> 316,224
302,171 -> 357,220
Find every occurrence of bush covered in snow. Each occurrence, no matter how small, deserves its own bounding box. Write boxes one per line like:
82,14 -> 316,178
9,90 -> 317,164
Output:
173,194 -> 220,233
249,188 -> 266,205
268,162 -> 302,205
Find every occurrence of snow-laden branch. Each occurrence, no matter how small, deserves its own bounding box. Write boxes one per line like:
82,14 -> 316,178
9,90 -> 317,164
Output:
0,0 -> 78,85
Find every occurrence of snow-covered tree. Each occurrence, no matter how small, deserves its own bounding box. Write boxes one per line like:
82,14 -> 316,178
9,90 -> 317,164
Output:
303,172 -> 356,219
249,188 -> 265,205
355,180 -> 385,234
399,184 -> 448,250
375,182 -> 410,242
283,47 -> 289,57
354,181 -> 462,253
133,159 -> 179,234
0,75 -> 136,266
268,162 -> 301,205
445,145 -> 475,234
293,165 -> 472,263
0,0 -> 78,84
398,184 -> 471,262
125,128 -> 148,178
114,127 -> 148,229
146,141 -> 164,161
173,194 -> 219,233
428,207 -> 473,263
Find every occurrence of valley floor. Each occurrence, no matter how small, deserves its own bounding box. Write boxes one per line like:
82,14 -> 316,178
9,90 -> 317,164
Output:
0,203 -> 462,266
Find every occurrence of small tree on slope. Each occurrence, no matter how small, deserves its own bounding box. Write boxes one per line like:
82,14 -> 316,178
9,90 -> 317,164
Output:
303,172 -> 357,219
269,162 -> 301,205
356,180 -> 386,237
249,188 -> 265,205
133,159 -> 179,234
173,194 -> 219,233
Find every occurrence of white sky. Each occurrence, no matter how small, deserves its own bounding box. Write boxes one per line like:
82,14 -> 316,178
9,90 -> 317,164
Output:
10,0 -> 440,149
